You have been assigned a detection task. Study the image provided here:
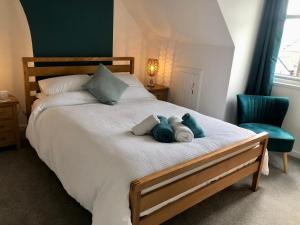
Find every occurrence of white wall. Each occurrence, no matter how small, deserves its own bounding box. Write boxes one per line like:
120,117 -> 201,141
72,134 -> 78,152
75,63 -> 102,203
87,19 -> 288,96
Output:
0,0 -> 13,91
0,0 -> 147,125
173,42 -> 234,119
0,0 -> 33,124
218,0 -> 265,123
0,0 -> 265,126
120,0 -> 235,119
121,0 -> 233,47
113,0 -> 147,81
272,84 -> 300,157
118,0 -> 265,121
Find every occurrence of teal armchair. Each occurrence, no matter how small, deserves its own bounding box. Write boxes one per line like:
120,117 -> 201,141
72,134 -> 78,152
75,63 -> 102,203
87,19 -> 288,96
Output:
237,94 -> 295,172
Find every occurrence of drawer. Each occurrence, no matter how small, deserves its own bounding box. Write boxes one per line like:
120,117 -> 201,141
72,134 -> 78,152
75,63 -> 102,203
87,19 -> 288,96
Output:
0,106 -> 13,120
0,120 -> 14,131
0,131 -> 15,147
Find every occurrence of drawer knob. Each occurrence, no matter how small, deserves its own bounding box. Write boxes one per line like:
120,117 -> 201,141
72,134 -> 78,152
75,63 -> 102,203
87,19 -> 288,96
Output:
0,137 -> 7,141
0,125 -> 4,129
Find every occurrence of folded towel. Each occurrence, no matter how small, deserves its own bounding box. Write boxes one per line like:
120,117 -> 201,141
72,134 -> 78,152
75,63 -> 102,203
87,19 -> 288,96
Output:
132,115 -> 160,136
168,116 -> 194,142
182,113 -> 205,138
151,116 -> 175,143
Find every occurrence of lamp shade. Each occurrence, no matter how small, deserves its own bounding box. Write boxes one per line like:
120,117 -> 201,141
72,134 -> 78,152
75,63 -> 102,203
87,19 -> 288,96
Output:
147,58 -> 159,77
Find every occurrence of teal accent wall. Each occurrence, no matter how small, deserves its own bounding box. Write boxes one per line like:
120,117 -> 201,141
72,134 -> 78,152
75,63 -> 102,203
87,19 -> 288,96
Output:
20,0 -> 113,57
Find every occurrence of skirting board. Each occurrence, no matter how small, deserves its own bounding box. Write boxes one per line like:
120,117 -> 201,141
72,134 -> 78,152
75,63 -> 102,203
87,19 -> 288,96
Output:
289,150 -> 300,159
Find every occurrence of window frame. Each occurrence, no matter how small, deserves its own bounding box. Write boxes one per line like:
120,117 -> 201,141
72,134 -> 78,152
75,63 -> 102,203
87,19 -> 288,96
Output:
274,13 -> 300,88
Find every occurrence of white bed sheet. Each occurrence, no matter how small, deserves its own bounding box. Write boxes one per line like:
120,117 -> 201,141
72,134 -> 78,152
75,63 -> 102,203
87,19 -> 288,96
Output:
26,92 -> 268,225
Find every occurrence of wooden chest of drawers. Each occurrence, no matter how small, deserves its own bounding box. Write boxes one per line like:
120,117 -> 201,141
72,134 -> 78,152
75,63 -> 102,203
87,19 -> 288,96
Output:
0,95 -> 20,149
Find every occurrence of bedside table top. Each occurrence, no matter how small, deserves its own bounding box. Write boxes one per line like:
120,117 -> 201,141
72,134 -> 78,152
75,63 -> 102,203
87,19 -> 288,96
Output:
0,94 -> 19,106
145,84 -> 169,92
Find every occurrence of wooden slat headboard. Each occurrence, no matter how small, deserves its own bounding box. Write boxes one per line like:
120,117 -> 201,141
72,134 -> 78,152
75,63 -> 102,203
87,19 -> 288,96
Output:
22,57 -> 135,117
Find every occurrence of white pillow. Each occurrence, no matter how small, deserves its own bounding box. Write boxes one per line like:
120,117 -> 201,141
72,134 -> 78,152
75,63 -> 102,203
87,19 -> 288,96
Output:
35,92 -> 47,99
38,74 -> 90,96
113,74 -> 155,102
120,86 -> 155,102
113,74 -> 144,87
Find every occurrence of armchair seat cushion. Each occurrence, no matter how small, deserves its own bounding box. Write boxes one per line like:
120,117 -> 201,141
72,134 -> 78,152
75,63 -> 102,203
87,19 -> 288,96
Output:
239,123 -> 295,152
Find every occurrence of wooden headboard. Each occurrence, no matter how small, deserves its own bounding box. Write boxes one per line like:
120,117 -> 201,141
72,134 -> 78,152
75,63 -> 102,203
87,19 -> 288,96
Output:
22,57 -> 135,117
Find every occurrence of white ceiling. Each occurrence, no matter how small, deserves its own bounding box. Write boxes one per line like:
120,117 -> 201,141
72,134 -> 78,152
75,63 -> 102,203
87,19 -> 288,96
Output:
121,0 -> 234,47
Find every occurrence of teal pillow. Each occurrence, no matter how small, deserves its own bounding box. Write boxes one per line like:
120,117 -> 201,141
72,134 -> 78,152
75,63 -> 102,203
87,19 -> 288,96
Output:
83,64 -> 129,105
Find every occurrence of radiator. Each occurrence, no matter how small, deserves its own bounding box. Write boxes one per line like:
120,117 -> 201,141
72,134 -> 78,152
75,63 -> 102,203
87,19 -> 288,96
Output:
169,66 -> 203,112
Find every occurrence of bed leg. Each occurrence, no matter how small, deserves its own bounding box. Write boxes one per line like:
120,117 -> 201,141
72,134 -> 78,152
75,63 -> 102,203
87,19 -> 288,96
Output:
251,138 -> 268,192
130,181 -> 141,225
251,172 -> 260,192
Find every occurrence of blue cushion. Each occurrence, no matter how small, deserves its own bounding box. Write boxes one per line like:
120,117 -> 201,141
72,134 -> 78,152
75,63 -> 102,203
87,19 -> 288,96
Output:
83,64 -> 128,105
239,123 -> 295,152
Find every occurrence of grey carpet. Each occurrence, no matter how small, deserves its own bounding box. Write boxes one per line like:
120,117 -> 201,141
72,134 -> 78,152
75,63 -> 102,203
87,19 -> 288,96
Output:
0,146 -> 299,225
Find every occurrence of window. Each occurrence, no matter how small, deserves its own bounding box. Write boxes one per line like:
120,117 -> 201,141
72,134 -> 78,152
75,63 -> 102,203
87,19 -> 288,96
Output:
275,0 -> 300,86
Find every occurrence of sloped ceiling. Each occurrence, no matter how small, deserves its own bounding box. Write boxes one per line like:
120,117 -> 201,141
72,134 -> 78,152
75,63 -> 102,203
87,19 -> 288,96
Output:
121,0 -> 233,47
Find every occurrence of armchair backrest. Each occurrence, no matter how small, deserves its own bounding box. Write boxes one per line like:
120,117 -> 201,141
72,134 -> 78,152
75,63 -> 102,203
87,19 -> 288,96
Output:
237,94 -> 289,127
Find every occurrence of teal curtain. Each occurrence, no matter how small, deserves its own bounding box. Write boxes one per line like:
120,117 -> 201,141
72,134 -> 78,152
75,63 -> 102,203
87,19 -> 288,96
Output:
245,0 -> 289,96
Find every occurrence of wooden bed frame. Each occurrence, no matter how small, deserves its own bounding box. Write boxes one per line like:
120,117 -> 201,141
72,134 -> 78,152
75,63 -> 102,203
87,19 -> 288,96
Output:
22,57 -> 135,116
23,57 -> 268,225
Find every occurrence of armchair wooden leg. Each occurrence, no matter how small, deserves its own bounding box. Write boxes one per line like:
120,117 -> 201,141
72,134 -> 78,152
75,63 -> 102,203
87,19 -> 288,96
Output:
283,153 -> 288,173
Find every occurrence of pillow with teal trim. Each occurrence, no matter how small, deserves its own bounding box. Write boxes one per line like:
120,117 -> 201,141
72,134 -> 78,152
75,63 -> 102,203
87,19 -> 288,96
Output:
83,64 -> 129,105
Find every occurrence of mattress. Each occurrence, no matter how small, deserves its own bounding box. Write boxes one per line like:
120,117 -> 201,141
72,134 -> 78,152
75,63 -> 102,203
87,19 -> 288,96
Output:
26,92 -> 268,225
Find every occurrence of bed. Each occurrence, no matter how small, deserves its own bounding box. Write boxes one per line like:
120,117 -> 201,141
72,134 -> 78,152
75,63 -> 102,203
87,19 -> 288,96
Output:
23,57 -> 268,225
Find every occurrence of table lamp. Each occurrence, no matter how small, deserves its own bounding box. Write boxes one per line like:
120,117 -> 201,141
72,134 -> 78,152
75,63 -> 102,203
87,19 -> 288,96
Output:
147,58 -> 159,87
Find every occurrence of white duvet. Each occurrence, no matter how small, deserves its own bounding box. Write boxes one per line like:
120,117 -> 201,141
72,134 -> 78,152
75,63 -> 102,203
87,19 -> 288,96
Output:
27,92 -> 268,225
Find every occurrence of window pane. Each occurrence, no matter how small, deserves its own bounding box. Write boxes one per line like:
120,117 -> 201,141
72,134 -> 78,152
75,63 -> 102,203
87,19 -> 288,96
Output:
287,0 -> 300,15
275,18 -> 300,76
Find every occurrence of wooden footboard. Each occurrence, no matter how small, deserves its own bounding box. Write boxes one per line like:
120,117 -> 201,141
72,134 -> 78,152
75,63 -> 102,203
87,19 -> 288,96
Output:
130,132 -> 268,225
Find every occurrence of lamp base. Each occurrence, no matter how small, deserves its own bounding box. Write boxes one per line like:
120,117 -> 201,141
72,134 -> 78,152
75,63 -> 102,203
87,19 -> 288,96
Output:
147,77 -> 155,87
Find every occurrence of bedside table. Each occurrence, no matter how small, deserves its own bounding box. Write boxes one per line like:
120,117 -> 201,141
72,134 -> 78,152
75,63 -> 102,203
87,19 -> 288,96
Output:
145,84 -> 169,101
0,95 -> 20,150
